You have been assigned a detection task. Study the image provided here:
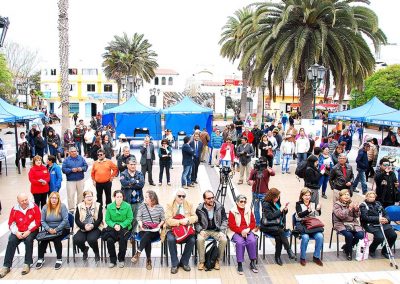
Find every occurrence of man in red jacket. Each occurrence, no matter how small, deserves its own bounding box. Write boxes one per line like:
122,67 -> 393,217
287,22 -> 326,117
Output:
0,193 -> 41,278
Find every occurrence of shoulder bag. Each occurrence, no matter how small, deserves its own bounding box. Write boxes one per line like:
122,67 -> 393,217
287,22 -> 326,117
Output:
142,204 -> 160,231
302,217 -> 324,230
171,214 -> 195,243
36,230 -> 63,241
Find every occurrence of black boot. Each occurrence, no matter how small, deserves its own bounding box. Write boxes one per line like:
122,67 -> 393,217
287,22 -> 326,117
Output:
275,255 -> 283,266
287,249 -> 295,259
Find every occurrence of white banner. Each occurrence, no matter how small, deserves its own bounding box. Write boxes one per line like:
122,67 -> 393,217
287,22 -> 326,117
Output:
0,150 -> 6,161
301,119 -> 323,146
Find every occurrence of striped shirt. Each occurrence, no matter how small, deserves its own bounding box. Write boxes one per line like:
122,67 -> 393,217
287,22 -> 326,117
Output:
137,203 -> 165,223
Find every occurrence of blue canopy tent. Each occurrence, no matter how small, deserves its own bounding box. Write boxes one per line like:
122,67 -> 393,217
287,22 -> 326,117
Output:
328,97 -> 397,121
162,96 -> 213,138
365,110 -> 400,127
102,96 -> 162,140
0,98 -> 45,174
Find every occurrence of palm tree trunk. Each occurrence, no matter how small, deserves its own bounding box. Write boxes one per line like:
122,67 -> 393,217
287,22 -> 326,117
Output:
298,80 -> 313,119
256,87 -> 263,124
240,66 -> 250,116
58,0 -> 70,135
324,70 -> 330,102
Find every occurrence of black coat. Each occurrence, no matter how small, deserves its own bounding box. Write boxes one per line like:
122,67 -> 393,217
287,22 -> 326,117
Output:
360,201 -> 391,232
260,200 -> 286,233
375,169 -> 399,205
304,166 -> 321,190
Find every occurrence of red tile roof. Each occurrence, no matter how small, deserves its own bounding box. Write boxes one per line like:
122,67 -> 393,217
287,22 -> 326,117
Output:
155,68 -> 179,75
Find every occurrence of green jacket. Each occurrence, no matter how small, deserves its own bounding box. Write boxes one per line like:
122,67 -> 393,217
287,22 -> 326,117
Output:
105,201 -> 133,230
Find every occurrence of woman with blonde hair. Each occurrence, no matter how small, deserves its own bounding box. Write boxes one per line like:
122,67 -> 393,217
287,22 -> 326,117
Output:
73,190 -> 103,263
333,189 -> 364,260
36,192 -> 70,270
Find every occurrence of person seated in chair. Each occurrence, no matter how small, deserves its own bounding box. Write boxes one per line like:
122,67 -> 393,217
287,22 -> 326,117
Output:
73,190 -> 103,264
165,189 -> 198,274
260,188 -> 294,266
333,189 -> 364,260
360,191 -> 397,259
0,193 -> 41,278
295,188 -> 323,267
36,192 -> 70,270
227,194 -> 259,274
195,190 -> 227,271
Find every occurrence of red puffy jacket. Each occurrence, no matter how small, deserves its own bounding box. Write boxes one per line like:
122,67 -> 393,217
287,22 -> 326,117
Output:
8,201 -> 41,233
28,165 -> 50,194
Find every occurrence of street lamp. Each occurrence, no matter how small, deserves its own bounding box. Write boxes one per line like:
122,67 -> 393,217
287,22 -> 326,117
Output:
121,75 -> 142,100
307,63 -> 326,118
0,16 -> 10,47
261,78 -> 267,124
149,87 -> 160,107
220,88 -> 231,121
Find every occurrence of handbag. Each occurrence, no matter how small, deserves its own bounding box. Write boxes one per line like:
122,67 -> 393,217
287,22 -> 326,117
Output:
302,217 -> 324,230
171,214 -> 195,243
261,209 -> 281,227
36,230 -> 63,241
343,222 -> 356,232
267,148 -> 273,158
143,204 -> 160,231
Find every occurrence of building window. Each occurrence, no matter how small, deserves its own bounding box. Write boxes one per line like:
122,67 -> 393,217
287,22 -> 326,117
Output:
154,77 -> 159,85
82,68 -> 98,76
150,95 -> 157,107
104,84 -> 113,92
69,103 -> 79,114
168,77 -> 173,85
50,69 -> 57,76
69,68 -> 78,75
69,84 -> 76,92
87,84 -> 95,92
161,77 -> 166,85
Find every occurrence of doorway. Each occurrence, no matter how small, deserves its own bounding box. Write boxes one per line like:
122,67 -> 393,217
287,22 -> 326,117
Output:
91,103 -> 97,117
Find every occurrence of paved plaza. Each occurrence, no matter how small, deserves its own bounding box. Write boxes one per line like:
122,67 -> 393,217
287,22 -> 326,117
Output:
0,122 -> 399,284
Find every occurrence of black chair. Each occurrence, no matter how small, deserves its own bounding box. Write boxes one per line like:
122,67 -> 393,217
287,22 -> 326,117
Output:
290,213 -> 323,261
134,232 -> 168,266
328,212 -> 346,257
261,230 -> 290,260
134,128 -> 150,137
194,236 -> 229,265
226,234 -> 259,265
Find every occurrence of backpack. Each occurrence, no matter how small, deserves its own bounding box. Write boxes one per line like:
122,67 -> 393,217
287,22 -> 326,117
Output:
295,160 -> 308,179
204,240 -> 219,271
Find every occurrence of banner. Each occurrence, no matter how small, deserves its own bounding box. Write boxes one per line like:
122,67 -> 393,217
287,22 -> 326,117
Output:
301,119 -> 323,146
376,146 -> 400,171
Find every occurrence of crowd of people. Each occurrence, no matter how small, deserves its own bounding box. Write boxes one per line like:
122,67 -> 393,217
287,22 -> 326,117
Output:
1,114 -> 400,279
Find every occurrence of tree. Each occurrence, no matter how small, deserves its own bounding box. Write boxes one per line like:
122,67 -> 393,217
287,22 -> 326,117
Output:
0,53 -> 14,102
102,32 -> 158,104
226,98 -> 241,116
58,0 -> 70,135
243,0 -> 386,118
219,7 -> 257,117
358,64 -> 400,109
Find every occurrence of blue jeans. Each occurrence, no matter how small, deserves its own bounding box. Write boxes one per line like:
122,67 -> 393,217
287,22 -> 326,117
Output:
339,230 -> 364,254
75,141 -> 82,155
252,192 -> 266,226
297,153 -> 307,165
353,169 -> 367,193
167,231 -> 196,267
274,149 -> 281,165
181,165 -> 192,186
282,154 -> 291,173
319,175 -> 330,195
300,232 -> 323,260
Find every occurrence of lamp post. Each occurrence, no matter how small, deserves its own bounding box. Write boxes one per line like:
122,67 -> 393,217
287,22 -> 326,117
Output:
0,16 -> 10,47
149,87 -> 160,107
220,88 -> 231,121
261,79 -> 267,124
121,75 -> 142,100
307,64 -> 326,119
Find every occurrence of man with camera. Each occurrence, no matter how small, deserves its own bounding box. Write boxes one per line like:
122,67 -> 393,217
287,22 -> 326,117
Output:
237,137 -> 254,185
375,158 -> 399,208
248,157 -> 276,227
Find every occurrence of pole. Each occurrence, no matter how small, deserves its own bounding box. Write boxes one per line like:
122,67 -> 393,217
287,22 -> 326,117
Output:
14,121 -> 21,174
262,90 -> 265,124
224,94 -> 227,121
313,79 -> 317,119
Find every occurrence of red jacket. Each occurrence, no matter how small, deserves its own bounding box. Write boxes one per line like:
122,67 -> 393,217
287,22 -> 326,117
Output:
28,165 -> 50,194
242,130 -> 254,144
219,142 -> 235,162
228,206 -> 256,234
8,201 -> 41,233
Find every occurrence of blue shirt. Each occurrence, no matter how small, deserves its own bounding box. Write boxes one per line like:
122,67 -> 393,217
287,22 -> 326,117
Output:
61,155 -> 88,181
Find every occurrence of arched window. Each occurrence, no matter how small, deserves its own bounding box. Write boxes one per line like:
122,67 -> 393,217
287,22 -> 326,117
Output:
161,77 -> 166,85
154,77 -> 159,85
246,97 -> 253,113
168,77 -> 173,85
150,94 -> 157,107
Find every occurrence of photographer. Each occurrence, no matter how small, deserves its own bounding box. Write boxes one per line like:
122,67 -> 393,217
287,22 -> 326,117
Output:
375,158 -> 399,208
237,137 -> 254,185
248,157 -> 275,227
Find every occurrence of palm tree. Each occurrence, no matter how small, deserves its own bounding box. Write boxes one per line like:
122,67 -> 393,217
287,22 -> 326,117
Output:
246,0 -> 386,118
58,0 -> 70,134
219,7 -> 257,118
102,33 -> 158,104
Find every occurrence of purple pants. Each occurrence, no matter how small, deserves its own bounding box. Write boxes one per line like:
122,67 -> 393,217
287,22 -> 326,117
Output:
231,232 -> 257,263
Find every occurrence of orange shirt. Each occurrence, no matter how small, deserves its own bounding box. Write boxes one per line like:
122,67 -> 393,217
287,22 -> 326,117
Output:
91,159 -> 118,183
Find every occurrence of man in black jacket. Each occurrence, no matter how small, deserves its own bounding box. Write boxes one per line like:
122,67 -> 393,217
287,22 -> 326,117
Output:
304,155 -> 322,204
195,190 -> 227,271
251,124 -> 263,158
329,153 -> 354,200
375,158 -> 399,208
117,146 -> 136,173
353,143 -> 370,194
140,136 -> 156,186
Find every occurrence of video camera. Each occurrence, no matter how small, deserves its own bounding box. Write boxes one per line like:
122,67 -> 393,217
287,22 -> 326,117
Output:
220,165 -> 232,176
254,157 -> 268,172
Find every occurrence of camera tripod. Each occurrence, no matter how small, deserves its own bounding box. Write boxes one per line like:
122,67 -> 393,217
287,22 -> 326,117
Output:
215,167 -> 236,207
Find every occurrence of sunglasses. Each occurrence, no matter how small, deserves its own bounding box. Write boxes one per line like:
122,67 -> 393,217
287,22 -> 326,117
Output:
205,196 -> 215,200
383,163 -> 390,167
177,195 -> 186,199
239,200 -> 247,204
97,154 -> 104,156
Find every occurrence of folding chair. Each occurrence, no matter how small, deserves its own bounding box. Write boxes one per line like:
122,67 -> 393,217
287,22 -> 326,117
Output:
328,212 -> 346,257
385,205 -> 400,252
261,230 -> 290,260
194,236 -> 229,265
134,232 -> 168,265
226,233 -> 259,265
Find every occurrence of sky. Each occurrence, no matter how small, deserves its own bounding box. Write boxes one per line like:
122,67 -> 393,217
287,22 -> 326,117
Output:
2,0 -> 400,80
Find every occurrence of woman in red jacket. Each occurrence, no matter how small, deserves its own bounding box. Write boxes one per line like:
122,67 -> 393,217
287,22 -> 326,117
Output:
28,155 -> 50,208
219,137 -> 235,168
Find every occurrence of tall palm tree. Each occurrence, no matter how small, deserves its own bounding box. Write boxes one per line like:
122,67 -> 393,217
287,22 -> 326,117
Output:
219,7 -> 257,117
102,32 -> 158,104
58,0 -> 70,134
247,0 -> 386,118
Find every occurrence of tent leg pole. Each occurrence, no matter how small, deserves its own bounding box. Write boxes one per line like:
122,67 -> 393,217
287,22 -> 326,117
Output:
15,122 -> 21,174
382,128 -> 384,141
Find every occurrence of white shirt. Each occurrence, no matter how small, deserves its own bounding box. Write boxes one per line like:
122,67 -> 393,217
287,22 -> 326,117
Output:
295,137 -> 310,154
